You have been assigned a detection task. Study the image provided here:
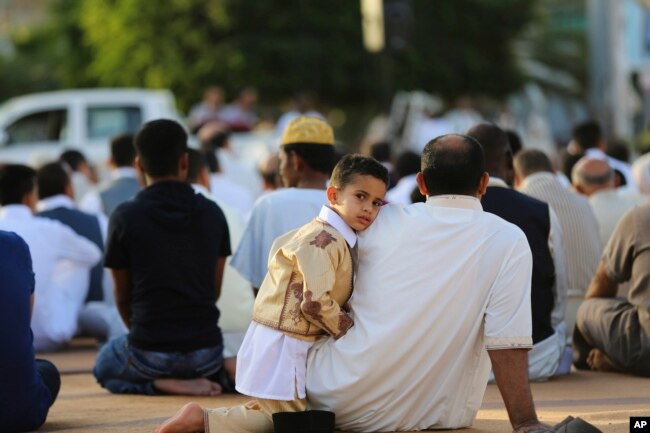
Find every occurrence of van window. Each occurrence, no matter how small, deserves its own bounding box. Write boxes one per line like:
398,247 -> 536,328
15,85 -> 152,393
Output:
6,109 -> 67,145
87,106 -> 142,140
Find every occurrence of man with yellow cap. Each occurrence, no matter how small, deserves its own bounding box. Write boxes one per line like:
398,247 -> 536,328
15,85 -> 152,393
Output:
230,116 -> 336,295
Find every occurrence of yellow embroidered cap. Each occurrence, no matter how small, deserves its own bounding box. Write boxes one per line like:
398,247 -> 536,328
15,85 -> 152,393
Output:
280,116 -> 334,146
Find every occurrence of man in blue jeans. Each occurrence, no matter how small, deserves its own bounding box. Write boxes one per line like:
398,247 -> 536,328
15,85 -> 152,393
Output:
0,230 -> 60,432
93,119 -> 235,395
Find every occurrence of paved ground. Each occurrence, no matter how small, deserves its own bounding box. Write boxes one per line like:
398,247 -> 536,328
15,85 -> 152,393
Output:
36,341 -> 650,433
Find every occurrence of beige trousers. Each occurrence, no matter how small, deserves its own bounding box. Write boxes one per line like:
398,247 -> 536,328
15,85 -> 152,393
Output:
204,397 -> 306,433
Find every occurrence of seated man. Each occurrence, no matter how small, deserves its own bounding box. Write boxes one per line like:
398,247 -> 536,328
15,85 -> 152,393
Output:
0,164 -> 102,352
0,230 -> 60,433
93,119 -> 235,395
573,202 -> 650,377
156,134 -> 551,433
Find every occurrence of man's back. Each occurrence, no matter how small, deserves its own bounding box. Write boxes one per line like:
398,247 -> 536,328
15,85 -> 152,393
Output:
36,206 -> 104,302
307,198 -> 533,431
589,189 -> 649,246
99,176 -> 141,216
518,172 -> 600,296
105,181 -> 231,352
231,187 -> 325,288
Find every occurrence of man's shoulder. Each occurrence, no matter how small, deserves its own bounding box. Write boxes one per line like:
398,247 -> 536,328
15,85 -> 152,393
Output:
256,188 -> 323,206
485,186 -> 549,212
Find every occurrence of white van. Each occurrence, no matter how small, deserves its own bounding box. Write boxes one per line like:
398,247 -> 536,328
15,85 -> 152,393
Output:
0,88 -> 183,167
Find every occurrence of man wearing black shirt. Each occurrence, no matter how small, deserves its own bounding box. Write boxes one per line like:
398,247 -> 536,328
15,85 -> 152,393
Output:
93,119 -> 234,396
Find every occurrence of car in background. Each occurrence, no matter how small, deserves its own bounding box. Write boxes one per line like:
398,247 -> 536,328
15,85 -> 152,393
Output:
0,88 -> 183,170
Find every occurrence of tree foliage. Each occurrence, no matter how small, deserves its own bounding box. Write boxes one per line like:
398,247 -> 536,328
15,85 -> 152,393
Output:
1,0 -> 538,110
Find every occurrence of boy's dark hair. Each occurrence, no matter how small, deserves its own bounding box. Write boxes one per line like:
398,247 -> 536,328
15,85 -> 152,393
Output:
0,164 -> 37,205
330,154 -> 389,189
110,133 -> 136,167
394,151 -> 421,179
421,134 -> 485,196
572,120 -> 602,151
37,162 -> 70,200
59,149 -> 87,172
186,148 -> 208,183
134,119 -> 188,177
282,142 -> 336,174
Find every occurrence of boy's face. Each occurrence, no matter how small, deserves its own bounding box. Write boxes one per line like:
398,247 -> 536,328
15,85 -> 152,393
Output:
327,174 -> 387,231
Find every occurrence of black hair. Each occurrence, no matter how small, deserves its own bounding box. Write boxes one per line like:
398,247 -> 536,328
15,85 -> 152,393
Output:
466,123 -> 510,176
201,150 -> 220,174
200,131 -> 230,152
421,134 -> 485,196
0,164 -> 37,205
513,149 -> 553,178
110,133 -> 136,167
186,148 -> 208,183
59,149 -> 88,171
572,120 -> 602,151
37,162 -> 70,199
282,142 -> 336,174
134,119 -> 188,177
505,130 -> 523,155
394,151 -> 421,179
330,154 -> 389,189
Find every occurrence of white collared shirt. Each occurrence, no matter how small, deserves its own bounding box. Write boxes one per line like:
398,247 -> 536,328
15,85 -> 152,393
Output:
317,205 -> 357,248
0,205 -> 101,351
307,198 -> 533,431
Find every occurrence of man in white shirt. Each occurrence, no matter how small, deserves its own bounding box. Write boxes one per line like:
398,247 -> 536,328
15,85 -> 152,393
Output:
572,157 -> 649,247
0,164 -> 102,352
230,117 -> 334,294
155,134 -> 552,433
35,162 -> 127,345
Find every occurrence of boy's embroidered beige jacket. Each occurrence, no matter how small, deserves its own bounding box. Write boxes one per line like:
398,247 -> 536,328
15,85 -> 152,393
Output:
252,219 -> 354,341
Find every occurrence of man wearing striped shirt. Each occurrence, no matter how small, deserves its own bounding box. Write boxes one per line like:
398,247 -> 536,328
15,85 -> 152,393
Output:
513,150 -> 601,337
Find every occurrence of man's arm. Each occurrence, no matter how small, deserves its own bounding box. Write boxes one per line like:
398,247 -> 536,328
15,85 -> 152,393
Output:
111,268 -> 132,329
214,257 -> 227,301
585,261 -> 618,299
489,348 -> 551,433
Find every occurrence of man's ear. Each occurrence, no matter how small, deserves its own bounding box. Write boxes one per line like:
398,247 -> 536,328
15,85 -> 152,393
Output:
135,155 -> 145,173
326,185 -> 338,205
416,172 -> 429,196
291,151 -> 304,172
477,172 -> 490,197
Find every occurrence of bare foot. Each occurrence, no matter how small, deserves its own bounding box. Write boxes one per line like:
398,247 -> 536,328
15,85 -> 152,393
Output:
154,378 -> 222,396
155,402 -> 205,433
586,349 -> 620,372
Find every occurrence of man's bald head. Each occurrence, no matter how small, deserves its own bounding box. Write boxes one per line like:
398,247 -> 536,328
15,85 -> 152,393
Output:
466,123 -> 511,179
572,157 -> 614,196
420,134 -> 486,197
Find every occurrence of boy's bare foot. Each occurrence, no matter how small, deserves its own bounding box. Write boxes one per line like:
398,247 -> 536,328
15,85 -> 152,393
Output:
586,348 -> 619,372
154,378 -> 222,396
155,402 -> 205,433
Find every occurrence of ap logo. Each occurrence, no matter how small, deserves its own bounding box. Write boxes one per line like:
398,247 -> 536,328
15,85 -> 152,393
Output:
631,417 -> 650,432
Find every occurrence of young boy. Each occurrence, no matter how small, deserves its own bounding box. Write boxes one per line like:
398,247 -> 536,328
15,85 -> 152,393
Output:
155,153 -> 389,433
